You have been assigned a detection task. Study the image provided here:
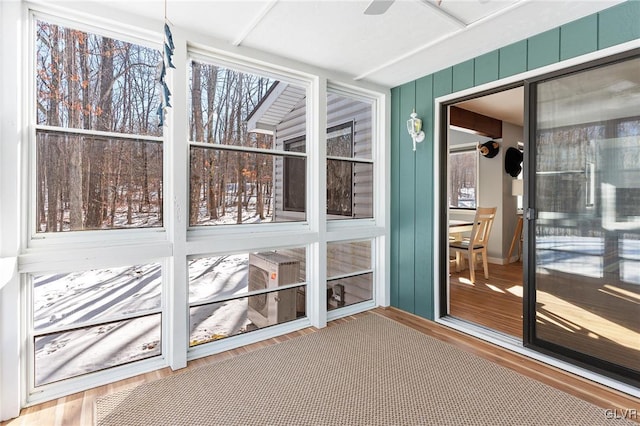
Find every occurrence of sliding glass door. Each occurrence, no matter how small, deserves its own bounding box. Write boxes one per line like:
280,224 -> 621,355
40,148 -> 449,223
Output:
527,53 -> 640,384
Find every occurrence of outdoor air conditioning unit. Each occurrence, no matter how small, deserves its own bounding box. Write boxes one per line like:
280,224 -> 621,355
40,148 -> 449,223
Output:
248,252 -> 300,328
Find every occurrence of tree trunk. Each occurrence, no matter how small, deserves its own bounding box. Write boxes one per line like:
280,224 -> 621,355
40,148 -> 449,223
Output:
110,142 -> 124,227
45,27 -> 62,232
190,61 -> 204,225
86,36 -> 114,228
65,28 -> 84,230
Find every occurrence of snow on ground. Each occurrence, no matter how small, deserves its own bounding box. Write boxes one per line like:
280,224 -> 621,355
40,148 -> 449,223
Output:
536,236 -> 640,283
188,254 -> 251,345
34,256 -> 251,386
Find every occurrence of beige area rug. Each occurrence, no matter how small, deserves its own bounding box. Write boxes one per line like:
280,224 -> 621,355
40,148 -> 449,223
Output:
96,313 -> 634,426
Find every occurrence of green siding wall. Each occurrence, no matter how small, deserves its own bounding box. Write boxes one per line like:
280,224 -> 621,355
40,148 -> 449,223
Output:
499,40 -> 528,78
528,28 -> 561,69
452,60 -> 474,92
389,1 -> 640,319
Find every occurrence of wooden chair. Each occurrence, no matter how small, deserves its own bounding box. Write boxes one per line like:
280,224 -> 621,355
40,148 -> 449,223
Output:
449,207 -> 497,283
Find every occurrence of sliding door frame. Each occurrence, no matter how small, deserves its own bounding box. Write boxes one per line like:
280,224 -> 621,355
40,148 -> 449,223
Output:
433,41 -> 640,398
524,48 -> 640,387
436,82 -> 524,319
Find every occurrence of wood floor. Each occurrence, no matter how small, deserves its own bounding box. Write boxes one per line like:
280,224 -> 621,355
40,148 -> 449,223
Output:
449,259 -> 640,372
2,307 -> 639,425
449,261 -> 524,338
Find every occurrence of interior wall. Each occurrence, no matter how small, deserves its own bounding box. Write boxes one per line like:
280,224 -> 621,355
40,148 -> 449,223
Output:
501,122 -> 523,260
478,139 -> 505,260
390,0 -> 640,319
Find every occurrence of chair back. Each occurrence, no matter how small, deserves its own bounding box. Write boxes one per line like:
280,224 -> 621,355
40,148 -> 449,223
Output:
470,207 -> 496,248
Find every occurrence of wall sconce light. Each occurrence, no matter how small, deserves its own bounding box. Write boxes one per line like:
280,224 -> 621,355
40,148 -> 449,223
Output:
407,109 -> 425,151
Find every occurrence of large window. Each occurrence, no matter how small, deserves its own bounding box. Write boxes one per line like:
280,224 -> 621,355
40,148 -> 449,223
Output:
326,92 -> 374,220
449,148 -> 477,209
15,9 -> 384,409
189,60 -> 307,226
188,248 -> 306,347
326,240 -> 373,311
282,92 -> 375,220
31,263 -> 162,386
35,20 -> 163,232
28,16 -> 165,393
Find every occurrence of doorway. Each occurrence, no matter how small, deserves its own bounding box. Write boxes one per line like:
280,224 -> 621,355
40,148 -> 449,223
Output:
444,86 -> 525,339
438,50 -> 640,386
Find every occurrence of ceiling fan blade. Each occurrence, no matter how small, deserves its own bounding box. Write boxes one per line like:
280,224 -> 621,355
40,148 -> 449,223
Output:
364,0 -> 395,15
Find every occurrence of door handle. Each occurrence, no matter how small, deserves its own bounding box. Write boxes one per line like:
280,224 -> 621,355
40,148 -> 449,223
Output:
525,208 -> 536,220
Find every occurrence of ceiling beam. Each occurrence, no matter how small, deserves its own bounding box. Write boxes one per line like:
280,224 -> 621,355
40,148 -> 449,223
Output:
450,106 -> 502,138
232,0 -> 279,46
417,0 -> 467,29
355,0 -> 529,82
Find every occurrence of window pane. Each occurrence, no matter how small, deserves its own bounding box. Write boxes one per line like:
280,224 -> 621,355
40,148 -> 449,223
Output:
327,274 -> 373,311
327,159 -> 352,216
326,93 -> 374,220
328,162 -> 373,219
327,240 -> 371,278
189,248 -> 306,305
33,264 -> 161,331
36,130 -> 162,232
534,56 -> 640,373
189,61 -> 306,151
327,94 -> 372,160
189,285 -> 306,346
36,20 -> 162,135
283,137 -> 306,212
327,241 -> 372,311
189,248 -> 306,346
35,314 -> 161,386
190,147 -> 308,225
327,123 -> 353,157
449,150 -> 477,208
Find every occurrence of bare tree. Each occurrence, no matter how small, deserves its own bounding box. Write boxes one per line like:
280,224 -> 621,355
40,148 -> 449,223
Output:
36,20 -> 163,232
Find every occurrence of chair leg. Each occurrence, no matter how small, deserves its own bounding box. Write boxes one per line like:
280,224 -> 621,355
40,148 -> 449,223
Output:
482,249 -> 489,279
454,251 -> 461,272
468,252 -> 476,283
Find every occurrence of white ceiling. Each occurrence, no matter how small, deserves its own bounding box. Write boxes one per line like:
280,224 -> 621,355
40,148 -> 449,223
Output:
42,0 -> 624,88
456,86 -> 524,126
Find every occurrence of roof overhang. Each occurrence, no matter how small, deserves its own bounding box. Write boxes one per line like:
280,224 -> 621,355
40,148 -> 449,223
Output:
246,82 -> 306,135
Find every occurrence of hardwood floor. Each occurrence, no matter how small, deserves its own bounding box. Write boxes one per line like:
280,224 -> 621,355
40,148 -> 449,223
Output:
449,261 -> 524,338
2,307 -> 638,425
449,259 -> 640,373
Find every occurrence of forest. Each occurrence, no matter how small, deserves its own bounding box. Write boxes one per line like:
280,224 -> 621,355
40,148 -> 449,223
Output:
36,21 -> 163,232
188,61 -> 277,226
449,150 -> 477,209
36,20 -> 282,232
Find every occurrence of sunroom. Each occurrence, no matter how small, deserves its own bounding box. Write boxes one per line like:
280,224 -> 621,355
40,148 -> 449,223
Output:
1,0 -> 638,422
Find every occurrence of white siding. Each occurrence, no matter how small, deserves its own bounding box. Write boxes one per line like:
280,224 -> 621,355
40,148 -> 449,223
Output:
273,93 -> 373,222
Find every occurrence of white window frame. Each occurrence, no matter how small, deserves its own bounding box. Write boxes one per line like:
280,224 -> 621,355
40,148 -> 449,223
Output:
20,7 -> 172,406
2,3 -> 388,415
186,50 -> 314,236
448,144 -> 480,211
26,9 -> 169,250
